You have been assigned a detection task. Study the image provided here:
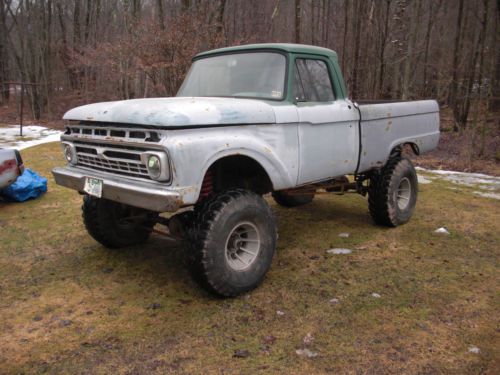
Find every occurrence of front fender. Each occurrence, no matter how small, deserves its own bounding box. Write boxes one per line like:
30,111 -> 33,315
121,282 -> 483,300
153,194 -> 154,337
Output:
164,125 -> 299,204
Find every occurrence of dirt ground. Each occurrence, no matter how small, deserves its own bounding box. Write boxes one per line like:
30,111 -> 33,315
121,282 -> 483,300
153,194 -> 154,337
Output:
0,143 -> 498,374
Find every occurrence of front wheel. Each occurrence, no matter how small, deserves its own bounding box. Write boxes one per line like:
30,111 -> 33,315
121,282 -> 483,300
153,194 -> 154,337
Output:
368,157 -> 418,227
82,196 -> 158,248
187,189 -> 277,297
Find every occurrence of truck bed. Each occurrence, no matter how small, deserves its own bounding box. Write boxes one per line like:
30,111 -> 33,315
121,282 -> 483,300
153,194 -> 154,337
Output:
356,100 -> 440,173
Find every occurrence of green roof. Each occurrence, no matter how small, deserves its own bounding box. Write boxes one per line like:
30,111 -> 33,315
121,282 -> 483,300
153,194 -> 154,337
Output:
195,43 -> 338,60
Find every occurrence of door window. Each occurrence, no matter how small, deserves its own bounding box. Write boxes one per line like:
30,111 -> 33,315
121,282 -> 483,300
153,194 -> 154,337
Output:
294,59 -> 335,102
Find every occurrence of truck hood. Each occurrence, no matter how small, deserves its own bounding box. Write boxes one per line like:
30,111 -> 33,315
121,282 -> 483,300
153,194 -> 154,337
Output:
63,97 -> 276,127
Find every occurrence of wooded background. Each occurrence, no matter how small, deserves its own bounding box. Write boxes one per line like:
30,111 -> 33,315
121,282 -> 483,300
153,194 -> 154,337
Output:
0,0 -> 498,138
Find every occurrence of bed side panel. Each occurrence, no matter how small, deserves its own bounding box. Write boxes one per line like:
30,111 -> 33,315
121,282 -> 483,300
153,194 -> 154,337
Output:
357,100 -> 440,172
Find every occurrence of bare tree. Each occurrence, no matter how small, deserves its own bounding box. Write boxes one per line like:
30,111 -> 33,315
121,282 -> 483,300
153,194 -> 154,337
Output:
0,0 -> 10,102
402,0 -> 420,100
295,0 -> 301,44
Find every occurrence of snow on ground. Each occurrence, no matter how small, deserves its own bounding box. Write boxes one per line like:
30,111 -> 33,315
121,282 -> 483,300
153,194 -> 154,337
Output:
417,175 -> 432,184
472,191 -> 500,200
0,125 -> 61,150
417,167 -> 500,200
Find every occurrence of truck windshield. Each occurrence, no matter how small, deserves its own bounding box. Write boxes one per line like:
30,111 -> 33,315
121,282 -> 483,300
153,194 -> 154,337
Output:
177,52 -> 286,100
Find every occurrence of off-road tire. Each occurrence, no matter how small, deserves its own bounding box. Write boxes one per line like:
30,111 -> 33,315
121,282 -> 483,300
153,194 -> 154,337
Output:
272,191 -> 315,207
82,195 -> 157,248
187,189 -> 277,297
368,157 -> 418,227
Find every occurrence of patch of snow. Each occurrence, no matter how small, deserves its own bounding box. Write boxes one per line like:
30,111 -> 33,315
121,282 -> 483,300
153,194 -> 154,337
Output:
371,293 -> 381,298
0,125 -> 61,150
477,184 -> 497,191
416,167 -> 500,191
468,346 -> 480,354
338,232 -> 350,238
276,310 -> 285,316
295,348 -> 318,358
329,298 -> 339,304
417,174 -> 432,184
434,227 -> 450,235
472,191 -> 500,200
326,248 -> 352,255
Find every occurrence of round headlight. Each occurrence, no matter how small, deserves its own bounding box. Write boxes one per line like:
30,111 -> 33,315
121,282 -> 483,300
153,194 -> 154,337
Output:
64,144 -> 74,163
147,155 -> 161,179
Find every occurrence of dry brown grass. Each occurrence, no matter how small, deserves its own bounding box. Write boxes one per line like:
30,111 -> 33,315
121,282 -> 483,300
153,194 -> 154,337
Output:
0,142 -> 499,374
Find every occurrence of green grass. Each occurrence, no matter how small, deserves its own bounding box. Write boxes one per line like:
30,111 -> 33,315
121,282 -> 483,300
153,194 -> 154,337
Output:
0,143 -> 499,374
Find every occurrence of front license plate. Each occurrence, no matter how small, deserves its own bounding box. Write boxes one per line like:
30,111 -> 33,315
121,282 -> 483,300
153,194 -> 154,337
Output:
83,177 -> 103,198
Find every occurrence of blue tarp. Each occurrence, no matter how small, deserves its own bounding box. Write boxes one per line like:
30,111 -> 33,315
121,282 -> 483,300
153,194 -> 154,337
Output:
1,169 -> 47,202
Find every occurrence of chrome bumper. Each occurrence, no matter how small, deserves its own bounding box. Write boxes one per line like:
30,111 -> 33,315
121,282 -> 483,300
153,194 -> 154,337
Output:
52,166 -> 182,212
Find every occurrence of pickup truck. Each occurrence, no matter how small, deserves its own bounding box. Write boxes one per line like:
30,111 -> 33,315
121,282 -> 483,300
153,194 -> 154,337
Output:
53,43 -> 440,297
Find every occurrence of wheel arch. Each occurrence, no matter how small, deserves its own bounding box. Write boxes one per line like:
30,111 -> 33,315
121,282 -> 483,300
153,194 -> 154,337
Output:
196,149 -> 290,200
390,141 -> 420,157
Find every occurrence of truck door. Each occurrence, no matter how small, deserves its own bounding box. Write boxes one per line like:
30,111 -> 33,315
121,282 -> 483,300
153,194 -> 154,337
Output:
294,57 -> 359,184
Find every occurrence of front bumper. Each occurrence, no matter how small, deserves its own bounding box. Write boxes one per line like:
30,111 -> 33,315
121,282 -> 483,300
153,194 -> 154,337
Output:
52,166 -> 182,212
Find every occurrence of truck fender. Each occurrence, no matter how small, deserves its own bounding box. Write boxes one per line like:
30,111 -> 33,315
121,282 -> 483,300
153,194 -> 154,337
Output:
197,147 -> 294,195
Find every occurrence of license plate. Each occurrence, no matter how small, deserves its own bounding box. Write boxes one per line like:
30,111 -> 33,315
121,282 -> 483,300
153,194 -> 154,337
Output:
83,177 -> 103,198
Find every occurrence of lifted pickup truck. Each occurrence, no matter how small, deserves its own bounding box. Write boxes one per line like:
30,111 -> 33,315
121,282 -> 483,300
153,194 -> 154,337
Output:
53,43 -> 439,297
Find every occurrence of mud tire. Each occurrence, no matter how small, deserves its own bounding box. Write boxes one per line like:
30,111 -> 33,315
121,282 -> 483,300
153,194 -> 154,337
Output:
187,189 -> 277,297
368,157 -> 418,227
82,195 -> 157,248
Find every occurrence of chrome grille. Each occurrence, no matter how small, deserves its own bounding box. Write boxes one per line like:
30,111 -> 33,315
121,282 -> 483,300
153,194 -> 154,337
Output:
75,143 -> 150,179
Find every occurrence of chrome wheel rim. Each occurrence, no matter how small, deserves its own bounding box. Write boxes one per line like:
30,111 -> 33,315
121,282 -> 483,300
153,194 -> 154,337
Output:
224,222 -> 261,271
396,177 -> 411,210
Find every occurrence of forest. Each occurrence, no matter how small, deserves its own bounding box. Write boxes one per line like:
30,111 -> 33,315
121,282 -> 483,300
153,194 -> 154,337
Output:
0,0 -> 498,169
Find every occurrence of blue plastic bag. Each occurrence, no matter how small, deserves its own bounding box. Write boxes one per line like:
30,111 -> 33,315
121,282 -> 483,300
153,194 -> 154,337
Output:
1,169 -> 47,202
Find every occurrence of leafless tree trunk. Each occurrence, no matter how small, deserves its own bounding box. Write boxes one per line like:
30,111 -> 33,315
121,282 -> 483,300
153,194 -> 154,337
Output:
341,0 -> 348,72
351,0 -> 364,99
490,0 -> 500,112
295,0 -> 301,43
376,0 -> 391,98
450,0 -> 465,131
0,0 -> 10,102
402,0 -> 420,100
422,1 -> 440,97
156,0 -> 165,30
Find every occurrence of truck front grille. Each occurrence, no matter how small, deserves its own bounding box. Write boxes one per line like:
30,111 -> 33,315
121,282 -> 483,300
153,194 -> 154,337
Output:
75,143 -> 150,179
66,124 -> 161,143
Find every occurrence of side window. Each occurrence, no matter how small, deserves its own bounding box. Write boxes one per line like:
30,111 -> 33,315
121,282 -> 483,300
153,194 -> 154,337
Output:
294,59 -> 335,102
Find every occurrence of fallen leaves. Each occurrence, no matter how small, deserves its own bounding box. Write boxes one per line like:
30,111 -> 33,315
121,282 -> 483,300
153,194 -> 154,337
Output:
233,349 -> 250,358
303,332 -> 314,345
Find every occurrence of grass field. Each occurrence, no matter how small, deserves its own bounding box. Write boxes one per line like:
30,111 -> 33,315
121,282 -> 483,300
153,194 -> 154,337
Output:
0,143 -> 498,374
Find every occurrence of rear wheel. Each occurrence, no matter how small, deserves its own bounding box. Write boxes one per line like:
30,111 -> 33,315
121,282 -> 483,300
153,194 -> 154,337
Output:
368,157 -> 418,227
187,189 -> 277,297
272,190 -> 315,207
82,196 -> 158,248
